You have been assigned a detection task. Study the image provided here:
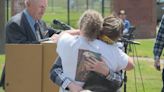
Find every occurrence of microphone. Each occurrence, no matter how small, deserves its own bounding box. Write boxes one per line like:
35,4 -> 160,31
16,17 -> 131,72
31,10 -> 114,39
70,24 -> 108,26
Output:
53,19 -> 72,30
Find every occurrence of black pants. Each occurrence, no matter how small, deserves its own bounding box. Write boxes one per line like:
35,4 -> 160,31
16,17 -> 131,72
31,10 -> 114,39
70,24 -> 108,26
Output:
162,69 -> 164,92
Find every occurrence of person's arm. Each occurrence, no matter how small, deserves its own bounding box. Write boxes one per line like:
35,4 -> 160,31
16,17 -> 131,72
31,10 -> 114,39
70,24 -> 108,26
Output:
84,57 -> 123,84
50,56 -> 123,89
123,20 -> 131,35
50,57 -> 83,91
50,29 -> 80,43
50,57 -> 72,90
124,57 -> 134,71
153,15 -> 164,70
65,29 -> 80,35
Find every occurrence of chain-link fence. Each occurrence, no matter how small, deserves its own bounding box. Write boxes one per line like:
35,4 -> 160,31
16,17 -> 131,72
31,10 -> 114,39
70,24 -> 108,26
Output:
5,0 -> 112,28
44,0 -> 113,28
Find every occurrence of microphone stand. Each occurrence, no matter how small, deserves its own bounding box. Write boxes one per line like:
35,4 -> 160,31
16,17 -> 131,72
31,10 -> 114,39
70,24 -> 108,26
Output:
123,41 -> 128,92
119,38 -> 140,92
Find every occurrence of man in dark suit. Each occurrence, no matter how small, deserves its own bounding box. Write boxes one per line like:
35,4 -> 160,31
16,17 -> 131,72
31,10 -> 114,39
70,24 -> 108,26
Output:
0,0 -> 57,89
6,0 -> 57,44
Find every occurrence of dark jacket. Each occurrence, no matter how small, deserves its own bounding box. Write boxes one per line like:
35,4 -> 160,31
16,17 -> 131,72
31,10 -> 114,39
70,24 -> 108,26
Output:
6,11 -> 49,44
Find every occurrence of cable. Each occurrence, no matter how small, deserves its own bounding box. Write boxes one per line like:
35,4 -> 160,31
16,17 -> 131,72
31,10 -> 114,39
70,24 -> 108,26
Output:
127,43 -> 146,92
133,44 -> 146,92
130,44 -> 138,92
122,37 -> 145,92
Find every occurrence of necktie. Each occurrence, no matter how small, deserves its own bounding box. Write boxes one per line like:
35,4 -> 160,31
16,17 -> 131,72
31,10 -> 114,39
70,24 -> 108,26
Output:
34,22 -> 43,41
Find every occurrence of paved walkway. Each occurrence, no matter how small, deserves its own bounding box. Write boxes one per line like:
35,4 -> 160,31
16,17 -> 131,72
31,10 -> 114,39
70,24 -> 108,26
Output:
134,57 -> 154,62
134,57 -> 164,64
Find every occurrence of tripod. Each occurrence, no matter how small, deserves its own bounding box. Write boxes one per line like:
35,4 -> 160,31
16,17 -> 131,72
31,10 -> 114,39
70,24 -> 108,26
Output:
123,40 -> 128,92
121,35 -> 145,92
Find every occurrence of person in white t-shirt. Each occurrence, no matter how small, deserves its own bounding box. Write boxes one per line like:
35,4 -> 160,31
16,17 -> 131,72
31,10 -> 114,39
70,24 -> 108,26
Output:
56,10 -> 134,92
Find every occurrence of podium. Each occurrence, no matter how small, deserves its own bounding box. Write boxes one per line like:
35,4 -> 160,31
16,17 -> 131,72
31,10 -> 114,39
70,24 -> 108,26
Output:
5,43 -> 59,92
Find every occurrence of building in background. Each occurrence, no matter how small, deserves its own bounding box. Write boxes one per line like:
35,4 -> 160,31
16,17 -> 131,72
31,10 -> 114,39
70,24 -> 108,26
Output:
113,0 -> 156,38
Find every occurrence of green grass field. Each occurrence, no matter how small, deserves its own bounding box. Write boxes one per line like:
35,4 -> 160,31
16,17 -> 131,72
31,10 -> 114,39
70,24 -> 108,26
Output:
122,39 -> 163,92
125,60 -> 162,92
43,0 -> 112,28
133,39 -> 155,58
43,7 -> 82,28
129,39 -> 164,58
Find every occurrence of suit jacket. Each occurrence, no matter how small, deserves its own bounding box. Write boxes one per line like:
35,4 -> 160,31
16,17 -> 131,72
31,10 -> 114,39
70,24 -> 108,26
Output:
6,11 -> 49,44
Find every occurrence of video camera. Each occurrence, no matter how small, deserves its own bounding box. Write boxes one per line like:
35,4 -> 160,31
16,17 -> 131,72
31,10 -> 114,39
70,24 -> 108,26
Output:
117,26 -> 137,46
122,26 -> 136,40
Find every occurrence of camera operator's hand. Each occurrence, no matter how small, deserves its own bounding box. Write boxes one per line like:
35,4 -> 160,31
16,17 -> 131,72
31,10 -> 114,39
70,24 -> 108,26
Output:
154,59 -> 161,71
